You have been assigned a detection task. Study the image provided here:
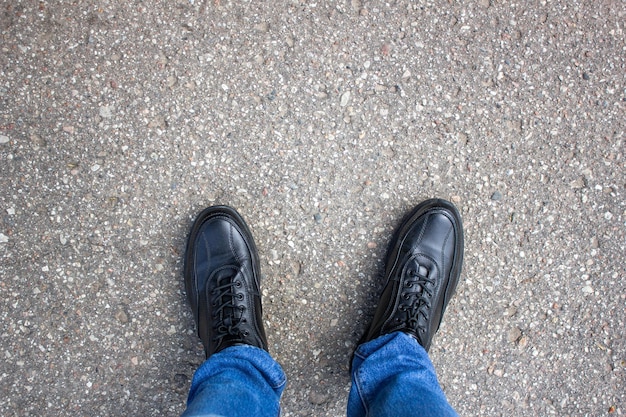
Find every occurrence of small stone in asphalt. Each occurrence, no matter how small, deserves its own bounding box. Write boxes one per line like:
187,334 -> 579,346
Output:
173,373 -> 188,389
254,22 -> 269,32
30,134 -> 46,147
99,105 -> 114,118
340,91 -> 351,107
518,335 -> 528,348
507,326 -> 522,343
309,390 -> 328,405
491,191 -> 503,201
570,176 -> 586,189
0,135 -> 9,144
313,213 -> 322,223
115,308 -> 129,324
148,115 -> 167,129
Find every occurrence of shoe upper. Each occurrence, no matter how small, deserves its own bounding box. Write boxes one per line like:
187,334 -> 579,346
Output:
363,199 -> 464,351
184,207 -> 268,357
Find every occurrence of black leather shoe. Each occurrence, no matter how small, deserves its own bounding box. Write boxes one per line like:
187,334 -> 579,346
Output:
361,199 -> 464,351
184,206 -> 268,357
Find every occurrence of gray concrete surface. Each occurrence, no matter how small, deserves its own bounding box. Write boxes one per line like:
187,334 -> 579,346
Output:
1,0 -> 624,415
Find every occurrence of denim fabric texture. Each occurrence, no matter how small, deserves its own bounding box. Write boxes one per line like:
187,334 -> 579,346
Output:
348,331 -> 458,417
182,332 -> 456,417
181,345 -> 286,417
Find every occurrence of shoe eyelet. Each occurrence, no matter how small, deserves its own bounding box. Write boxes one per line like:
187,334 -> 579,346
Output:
237,294 -> 244,300
243,331 -> 249,337
235,281 -> 242,288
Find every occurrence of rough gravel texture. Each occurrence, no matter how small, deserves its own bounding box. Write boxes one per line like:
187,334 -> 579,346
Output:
1,1 -> 625,416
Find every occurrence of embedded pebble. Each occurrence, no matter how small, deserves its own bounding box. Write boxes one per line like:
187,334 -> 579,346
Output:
254,22 -> 269,32
582,286 -> 594,294
0,135 -> 9,144
340,91 -> 351,107
518,335 -> 528,348
99,105 -> 113,118
115,309 -> 129,324
309,391 -> 328,405
508,327 -> 522,343
30,134 -> 46,147
570,176 -> 586,189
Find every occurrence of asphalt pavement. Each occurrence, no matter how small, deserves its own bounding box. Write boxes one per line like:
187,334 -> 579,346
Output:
1,0 -> 624,416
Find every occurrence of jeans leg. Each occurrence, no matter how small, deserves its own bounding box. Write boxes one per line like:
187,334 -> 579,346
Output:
181,345 -> 286,417
347,332 -> 457,417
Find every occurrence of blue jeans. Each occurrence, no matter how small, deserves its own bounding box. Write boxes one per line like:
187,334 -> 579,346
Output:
181,332 -> 457,417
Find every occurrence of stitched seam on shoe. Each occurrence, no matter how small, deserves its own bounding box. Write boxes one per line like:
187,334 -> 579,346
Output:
228,219 -> 237,264
440,224 -> 453,280
414,212 -> 430,249
196,231 -> 212,323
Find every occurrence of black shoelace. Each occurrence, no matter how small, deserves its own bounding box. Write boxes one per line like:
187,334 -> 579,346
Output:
210,270 -> 249,342
398,264 -> 434,332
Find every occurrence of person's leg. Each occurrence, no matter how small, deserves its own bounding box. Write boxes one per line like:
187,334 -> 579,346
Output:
182,206 -> 285,417
347,332 -> 456,417
348,199 -> 464,417
182,345 -> 285,417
